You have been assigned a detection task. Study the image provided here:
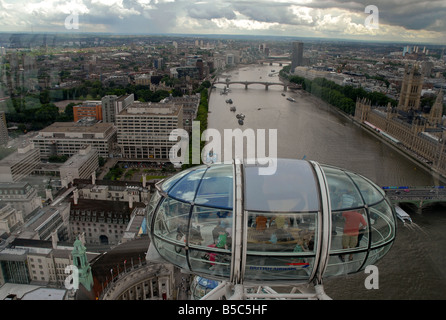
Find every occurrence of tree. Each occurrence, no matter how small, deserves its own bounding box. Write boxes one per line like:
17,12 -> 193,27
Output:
201,80 -> 211,88
64,103 -> 75,120
39,90 -> 50,104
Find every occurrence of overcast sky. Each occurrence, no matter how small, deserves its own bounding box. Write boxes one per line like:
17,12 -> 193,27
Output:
0,0 -> 445,44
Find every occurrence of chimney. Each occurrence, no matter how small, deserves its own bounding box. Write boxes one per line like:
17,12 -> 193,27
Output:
92,171 -> 96,185
142,174 -> 146,188
129,195 -> 133,209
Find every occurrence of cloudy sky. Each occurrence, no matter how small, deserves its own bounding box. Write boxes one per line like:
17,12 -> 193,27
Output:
0,0 -> 445,44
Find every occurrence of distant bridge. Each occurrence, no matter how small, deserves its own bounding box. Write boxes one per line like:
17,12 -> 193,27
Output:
258,57 -> 291,66
213,80 -> 301,91
383,186 -> 446,210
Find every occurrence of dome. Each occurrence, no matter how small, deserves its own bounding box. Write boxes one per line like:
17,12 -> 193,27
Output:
190,276 -> 220,300
146,159 -> 396,285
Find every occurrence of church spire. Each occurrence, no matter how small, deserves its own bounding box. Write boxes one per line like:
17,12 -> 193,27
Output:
72,235 -> 94,291
428,90 -> 444,128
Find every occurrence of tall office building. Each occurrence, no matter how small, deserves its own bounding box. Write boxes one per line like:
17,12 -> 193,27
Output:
101,95 -> 118,123
115,101 -> 183,160
101,94 -> 134,124
291,42 -> 304,72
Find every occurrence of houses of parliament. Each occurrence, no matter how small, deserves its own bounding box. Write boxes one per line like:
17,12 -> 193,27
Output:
354,64 -> 446,178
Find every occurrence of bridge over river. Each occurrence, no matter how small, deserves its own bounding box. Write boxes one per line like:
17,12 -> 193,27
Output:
213,79 -> 301,91
383,185 -> 446,209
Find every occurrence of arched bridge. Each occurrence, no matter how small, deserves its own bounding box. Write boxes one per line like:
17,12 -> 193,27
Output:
383,186 -> 446,209
214,80 -> 301,91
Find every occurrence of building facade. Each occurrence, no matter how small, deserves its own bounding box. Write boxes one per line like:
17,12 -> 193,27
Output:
101,95 -> 118,124
73,101 -> 102,122
0,237 -> 98,287
115,101 -> 183,160
354,98 -> 446,176
291,42 -> 304,72
69,198 -> 144,246
397,65 -> 423,112
161,94 -> 200,133
32,121 -> 117,159
100,263 -> 175,300
0,143 -> 40,182
19,203 -> 71,242
73,178 -> 150,205
59,145 -> 99,185
0,182 -> 42,219
0,203 -> 23,234
101,94 -> 134,124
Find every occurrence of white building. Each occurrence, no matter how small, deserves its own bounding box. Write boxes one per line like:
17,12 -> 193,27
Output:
0,143 -> 40,183
32,121 -> 117,159
115,101 -> 183,160
0,182 -> 42,219
293,66 -> 347,86
59,145 -> 99,186
0,203 -> 23,234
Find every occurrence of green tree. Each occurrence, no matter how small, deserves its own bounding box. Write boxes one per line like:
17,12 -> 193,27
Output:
39,90 -> 50,104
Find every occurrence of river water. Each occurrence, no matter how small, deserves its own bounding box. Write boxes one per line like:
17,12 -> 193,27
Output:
207,64 -> 446,300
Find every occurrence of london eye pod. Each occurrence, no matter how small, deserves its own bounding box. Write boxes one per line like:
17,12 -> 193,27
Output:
146,158 -> 396,299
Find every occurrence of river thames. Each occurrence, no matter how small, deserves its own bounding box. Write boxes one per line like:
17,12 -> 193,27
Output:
207,64 -> 446,300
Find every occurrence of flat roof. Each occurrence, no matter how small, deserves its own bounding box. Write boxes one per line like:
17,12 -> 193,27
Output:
21,287 -> 67,300
37,122 -> 115,134
118,102 -> 181,116
60,147 -> 98,169
0,182 -> 30,189
0,283 -> 42,300
70,198 -> 145,216
23,206 -> 63,231
0,145 -> 39,167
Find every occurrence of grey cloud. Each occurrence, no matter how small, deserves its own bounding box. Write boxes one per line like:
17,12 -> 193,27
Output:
186,4 -> 237,20
223,0 -> 446,32
298,0 -> 446,32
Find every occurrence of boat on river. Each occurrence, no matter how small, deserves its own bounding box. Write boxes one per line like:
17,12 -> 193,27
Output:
287,97 -> 296,102
395,206 -> 412,224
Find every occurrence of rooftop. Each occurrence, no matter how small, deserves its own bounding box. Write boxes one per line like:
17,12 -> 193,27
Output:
118,102 -> 182,116
0,143 -> 39,167
60,146 -> 98,169
70,198 -> 145,217
37,122 -> 115,134
21,287 -> 67,300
